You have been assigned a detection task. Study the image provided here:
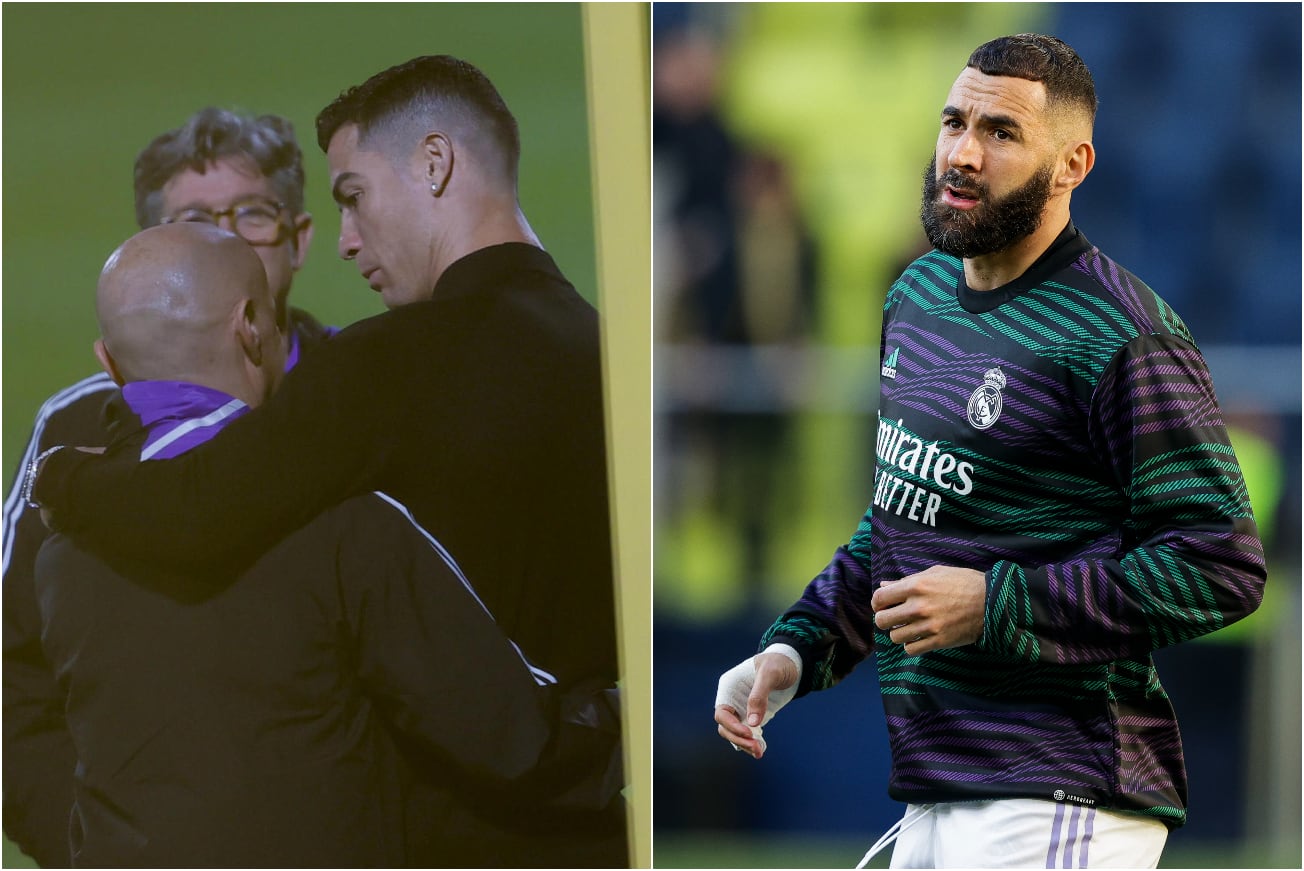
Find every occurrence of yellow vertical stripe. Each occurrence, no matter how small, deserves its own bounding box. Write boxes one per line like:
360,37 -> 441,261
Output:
582,3 -> 651,867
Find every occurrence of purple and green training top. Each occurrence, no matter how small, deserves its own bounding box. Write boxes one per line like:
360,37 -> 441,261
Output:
762,223 -> 1266,828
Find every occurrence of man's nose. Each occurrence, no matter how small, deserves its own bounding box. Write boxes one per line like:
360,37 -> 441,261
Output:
947,129 -> 982,173
338,215 -> 361,261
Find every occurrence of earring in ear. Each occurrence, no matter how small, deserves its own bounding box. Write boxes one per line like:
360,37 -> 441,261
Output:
431,182 -> 441,194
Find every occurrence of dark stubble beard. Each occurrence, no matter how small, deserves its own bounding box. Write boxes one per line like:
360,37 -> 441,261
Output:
920,154 -> 1054,259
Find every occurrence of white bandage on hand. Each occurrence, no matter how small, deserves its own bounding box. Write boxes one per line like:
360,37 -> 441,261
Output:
714,644 -> 803,754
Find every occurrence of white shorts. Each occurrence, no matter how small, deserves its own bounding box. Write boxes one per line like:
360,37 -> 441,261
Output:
882,799 -> 1168,869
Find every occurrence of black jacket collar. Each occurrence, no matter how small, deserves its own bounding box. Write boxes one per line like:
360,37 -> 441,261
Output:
432,242 -> 565,302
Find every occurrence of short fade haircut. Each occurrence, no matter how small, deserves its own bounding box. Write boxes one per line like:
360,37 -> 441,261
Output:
315,55 -> 520,186
134,108 -> 306,229
967,34 -> 1097,126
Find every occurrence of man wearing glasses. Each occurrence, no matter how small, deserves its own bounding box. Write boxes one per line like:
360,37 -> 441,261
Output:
2,107 -> 331,867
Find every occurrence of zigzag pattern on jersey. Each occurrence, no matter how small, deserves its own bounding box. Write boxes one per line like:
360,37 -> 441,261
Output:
877,684 -> 1185,819
879,705 -> 1185,822
896,249 -> 1167,378
768,547 -> 877,694
884,709 -> 1113,792
764,240 -> 1263,826
1093,347 -> 1239,494
883,258 -> 1139,552
980,340 -> 1263,664
1117,712 -> 1187,803
872,411 -> 1122,547
892,252 -> 1141,434
874,640 -> 1109,700
804,620 -> 1190,818
986,539 -> 1262,667
1072,249 -> 1192,345
760,614 -> 840,695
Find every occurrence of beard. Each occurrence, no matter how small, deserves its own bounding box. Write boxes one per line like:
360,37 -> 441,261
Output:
920,154 -> 1054,259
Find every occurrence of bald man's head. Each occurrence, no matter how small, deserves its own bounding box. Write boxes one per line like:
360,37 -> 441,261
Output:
95,223 -> 284,405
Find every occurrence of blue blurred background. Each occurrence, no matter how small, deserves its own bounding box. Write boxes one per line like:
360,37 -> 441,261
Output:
652,3 -> 1300,868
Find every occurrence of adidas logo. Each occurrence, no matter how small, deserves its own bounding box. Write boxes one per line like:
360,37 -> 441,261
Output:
881,347 -> 899,380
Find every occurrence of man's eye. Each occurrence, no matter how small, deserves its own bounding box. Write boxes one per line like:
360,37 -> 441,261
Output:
236,208 -> 278,224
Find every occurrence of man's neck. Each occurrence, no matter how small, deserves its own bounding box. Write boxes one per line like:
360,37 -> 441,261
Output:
963,204 -> 1072,291
429,201 -> 541,292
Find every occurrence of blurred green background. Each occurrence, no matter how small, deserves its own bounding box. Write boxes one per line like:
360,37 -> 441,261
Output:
2,3 -> 625,867
2,2 -> 597,478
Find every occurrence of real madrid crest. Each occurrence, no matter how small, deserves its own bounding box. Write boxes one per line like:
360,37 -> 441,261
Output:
966,367 -> 1006,430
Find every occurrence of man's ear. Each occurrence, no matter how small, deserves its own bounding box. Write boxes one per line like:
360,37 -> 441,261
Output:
288,212 -> 314,272
93,338 -> 125,386
234,299 -> 264,368
1058,139 -> 1095,193
419,131 -> 454,195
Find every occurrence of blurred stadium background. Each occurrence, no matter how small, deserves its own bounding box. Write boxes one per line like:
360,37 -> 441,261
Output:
653,3 -> 1300,869
2,3 -> 651,867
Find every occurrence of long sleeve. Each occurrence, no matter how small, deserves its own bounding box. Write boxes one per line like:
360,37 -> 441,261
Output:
339,493 -> 623,865
3,376 -> 117,868
342,494 -> 622,820
3,509 -> 77,868
760,541 -> 878,697
758,311 -> 892,698
339,495 -> 555,784
979,334 -> 1266,664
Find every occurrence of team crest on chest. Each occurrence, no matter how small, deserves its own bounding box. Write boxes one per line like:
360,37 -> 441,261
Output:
966,367 -> 1006,430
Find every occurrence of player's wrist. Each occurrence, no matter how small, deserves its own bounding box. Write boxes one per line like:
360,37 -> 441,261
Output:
22,445 -> 67,509
761,642 -> 803,681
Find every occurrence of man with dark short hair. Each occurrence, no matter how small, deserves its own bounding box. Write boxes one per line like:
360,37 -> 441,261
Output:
34,56 -> 626,867
2,107 -> 331,868
713,34 -> 1264,867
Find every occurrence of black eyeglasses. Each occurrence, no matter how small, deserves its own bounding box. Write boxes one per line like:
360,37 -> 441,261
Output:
161,200 -> 288,246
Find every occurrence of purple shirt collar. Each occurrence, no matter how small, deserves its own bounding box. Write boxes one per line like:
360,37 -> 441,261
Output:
121,381 -> 249,461
285,326 -> 304,370
120,321 -> 336,460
